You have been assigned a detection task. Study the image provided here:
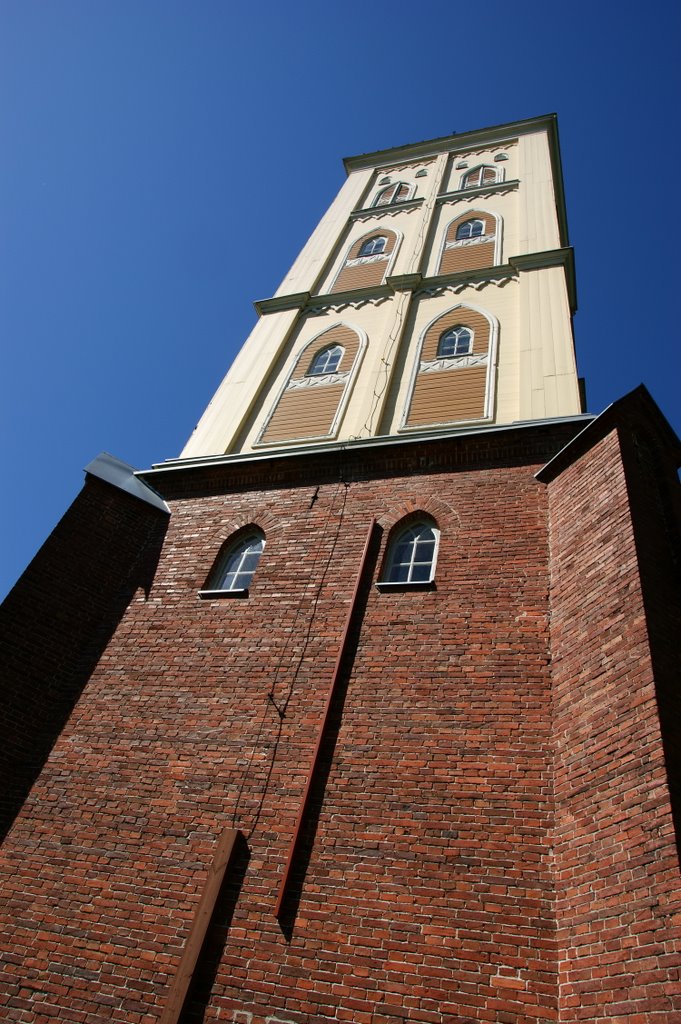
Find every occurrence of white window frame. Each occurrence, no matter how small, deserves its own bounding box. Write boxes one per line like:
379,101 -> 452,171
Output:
437,326 -> 473,358
200,530 -> 265,597
358,235 -> 387,257
455,219 -> 485,241
372,181 -> 415,207
307,344 -> 344,376
459,164 -> 502,190
379,519 -> 441,588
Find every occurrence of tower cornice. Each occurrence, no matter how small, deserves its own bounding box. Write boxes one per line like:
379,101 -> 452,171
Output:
343,114 -> 569,248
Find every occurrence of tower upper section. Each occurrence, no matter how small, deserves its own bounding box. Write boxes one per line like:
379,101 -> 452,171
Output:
181,114 -> 581,459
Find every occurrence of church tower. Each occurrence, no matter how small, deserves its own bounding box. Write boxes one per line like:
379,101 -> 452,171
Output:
179,114 -> 581,459
1,116 -> 679,1024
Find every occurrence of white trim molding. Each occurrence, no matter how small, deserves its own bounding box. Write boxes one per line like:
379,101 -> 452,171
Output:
419,353 -> 489,373
344,252 -> 391,267
285,371 -> 351,390
445,233 -> 495,249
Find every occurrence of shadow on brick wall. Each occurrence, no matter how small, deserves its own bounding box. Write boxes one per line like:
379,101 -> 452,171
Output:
276,524 -> 383,940
0,478 -> 168,842
624,426 -> 681,866
178,832 -> 251,1023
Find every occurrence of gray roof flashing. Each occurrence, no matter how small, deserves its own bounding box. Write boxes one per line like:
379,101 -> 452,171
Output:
85,453 -> 170,513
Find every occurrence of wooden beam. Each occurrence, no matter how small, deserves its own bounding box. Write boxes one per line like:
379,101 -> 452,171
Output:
159,827 -> 239,1024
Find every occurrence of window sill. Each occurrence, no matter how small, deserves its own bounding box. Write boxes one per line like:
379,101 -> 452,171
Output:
198,588 -> 249,600
375,580 -> 436,593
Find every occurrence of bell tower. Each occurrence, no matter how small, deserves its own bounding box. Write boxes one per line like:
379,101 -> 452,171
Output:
181,114 -> 582,460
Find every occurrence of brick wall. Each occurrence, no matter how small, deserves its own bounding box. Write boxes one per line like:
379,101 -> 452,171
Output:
0,412 -> 678,1024
0,430 -> 561,1024
0,476 -> 168,842
545,420 -> 681,1020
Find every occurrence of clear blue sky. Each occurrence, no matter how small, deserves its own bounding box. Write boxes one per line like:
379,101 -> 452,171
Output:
1,1 -> 680,599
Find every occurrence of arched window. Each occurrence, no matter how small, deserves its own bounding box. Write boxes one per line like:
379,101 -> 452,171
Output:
455,219 -> 484,240
307,344 -> 344,376
208,530 -> 265,592
358,235 -> 387,257
382,519 -> 440,584
462,166 -> 498,189
437,326 -> 473,358
373,182 -> 411,207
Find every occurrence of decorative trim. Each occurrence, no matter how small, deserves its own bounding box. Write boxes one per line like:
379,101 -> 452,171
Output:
444,233 -> 495,250
285,371 -> 350,390
381,159 -> 435,174
417,275 -> 516,298
344,253 -> 390,267
435,210 -> 503,273
350,197 -> 423,220
306,293 -> 391,315
254,292 -> 310,316
327,228 -> 402,295
342,116 -> 537,171
455,142 -> 515,160
436,180 -> 520,204
419,353 -> 489,374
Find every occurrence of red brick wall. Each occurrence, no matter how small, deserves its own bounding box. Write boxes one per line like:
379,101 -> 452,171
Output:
0,415 -> 678,1024
0,476 -> 168,842
0,432 -> 560,1024
545,426 -> 681,1020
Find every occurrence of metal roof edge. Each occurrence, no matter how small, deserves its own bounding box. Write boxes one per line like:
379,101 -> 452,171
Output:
85,452 -> 170,513
137,414 -> 594,481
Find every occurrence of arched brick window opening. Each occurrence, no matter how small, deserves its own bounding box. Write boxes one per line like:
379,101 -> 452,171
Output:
205,528 -> 265,593
381,515 -> 440,585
